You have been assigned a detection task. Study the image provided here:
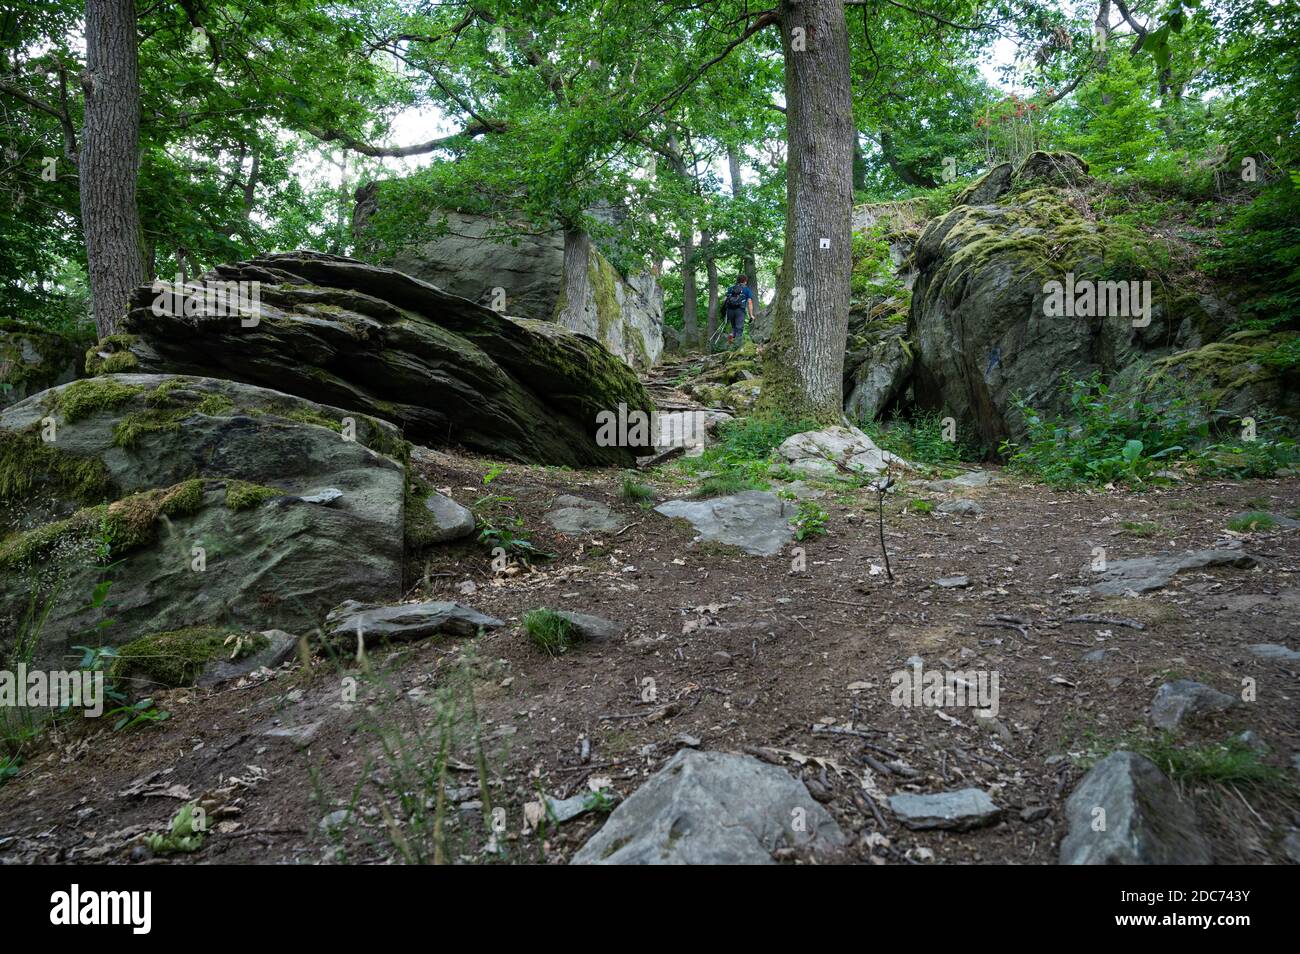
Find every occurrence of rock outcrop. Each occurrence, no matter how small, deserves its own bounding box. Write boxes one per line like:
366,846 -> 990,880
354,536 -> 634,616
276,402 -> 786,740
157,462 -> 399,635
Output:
353,194 -> 663,369
0,320 -> 91,409
908,153 -> 1215,446
96,252 -> 652,467
0,374 -> 408,672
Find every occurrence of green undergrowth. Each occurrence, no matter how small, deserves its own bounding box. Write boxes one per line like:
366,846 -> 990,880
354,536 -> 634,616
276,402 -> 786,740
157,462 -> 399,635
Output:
1005,374 -> 1298,487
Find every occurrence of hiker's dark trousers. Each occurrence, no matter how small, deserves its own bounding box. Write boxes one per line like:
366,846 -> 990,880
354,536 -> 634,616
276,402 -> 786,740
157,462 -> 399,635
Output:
726,307 -> 745,339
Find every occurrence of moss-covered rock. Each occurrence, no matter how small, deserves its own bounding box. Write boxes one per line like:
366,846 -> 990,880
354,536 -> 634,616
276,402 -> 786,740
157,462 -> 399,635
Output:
0,320 -> 93,410
110,625 -> 269,689
112,252 -> 653,466
0,373 -> 406,673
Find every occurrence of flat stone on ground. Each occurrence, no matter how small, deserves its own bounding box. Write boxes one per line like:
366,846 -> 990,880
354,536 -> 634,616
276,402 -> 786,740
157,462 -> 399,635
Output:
888,788 -> 1000,831
655,491 -> 793,556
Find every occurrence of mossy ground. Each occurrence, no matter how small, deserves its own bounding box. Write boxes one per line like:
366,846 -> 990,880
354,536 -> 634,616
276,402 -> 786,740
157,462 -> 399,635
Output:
224,480 -> 285,510
110,625 -> 268,688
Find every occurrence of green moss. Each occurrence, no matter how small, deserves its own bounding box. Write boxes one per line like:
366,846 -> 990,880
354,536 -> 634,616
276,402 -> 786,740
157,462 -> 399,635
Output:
0,430 -> 114,506
54,377 -> 144,423
0,322 -> 92,394
0,506 -> 105,570
588,252 -> 623,345
0,479 -> 207,570
111,626 -> 267,688
404,475 -> 444,551
224,480 -> 284,510
84,334 -> 139,376
113,390 -> 235,448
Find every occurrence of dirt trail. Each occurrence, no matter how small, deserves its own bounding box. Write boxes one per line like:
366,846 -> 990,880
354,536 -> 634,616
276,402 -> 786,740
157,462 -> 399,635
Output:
2,430 -> 1298,865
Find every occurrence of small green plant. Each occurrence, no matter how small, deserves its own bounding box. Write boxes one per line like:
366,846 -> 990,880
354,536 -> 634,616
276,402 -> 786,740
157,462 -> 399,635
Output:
106,697 -> 170,731
523,609 -> 575,657
477,515 -> 551,563
1120,520 -> 1162,537
1228,511 -> 1276,532
908,498 -> 934,514
482,463 -> 507,487
620,475 -> 654,504
860,410 -> 984,465
792,500 -> 829,540
146,801 -> 205,855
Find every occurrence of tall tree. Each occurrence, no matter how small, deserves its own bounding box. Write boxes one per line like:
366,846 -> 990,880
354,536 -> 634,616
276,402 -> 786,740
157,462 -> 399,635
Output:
758,0 -> 855,421
79,0 -> 146,334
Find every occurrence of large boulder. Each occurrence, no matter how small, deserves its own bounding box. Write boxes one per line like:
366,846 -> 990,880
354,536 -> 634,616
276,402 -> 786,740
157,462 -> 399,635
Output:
0,374 -> 407,672
0,320 -> 92,409
97,252 -> 652,467
908,159 -> 1215,447
572,749 -> 845,864
353,197 -> 663,369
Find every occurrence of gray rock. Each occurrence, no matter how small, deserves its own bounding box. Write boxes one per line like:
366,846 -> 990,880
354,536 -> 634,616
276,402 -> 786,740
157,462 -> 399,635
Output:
938,498 -> 983,517
353,202 -> 663,369
544,791 -> 616,825
422,492 -> 476,543
1081,649 -> 1111,663
0,375 -> 406,673
572,750 -> 845,864
934,575 -> 970,589
1284,831 -> 1300,865
555,610 -> 622,643
195,629 -> 298,688
777,425 -> 905,477
1,322 -> 89,409
953,162 -> 1014,207
1059,751 -> 1211,864
844,325 -> 913,422
1233,730 -> 1269,754
263,721 -> 322,747
888,788 -> 1000,831
1247,643 -> 1300,664
1150,680 -> 1238,730
1090,549 -> 1258,596
113,251 -> 653,466
297,488 -> 344,505
325,599 -> 504,644
655,491 -> 794,556
545,495 -> 624,534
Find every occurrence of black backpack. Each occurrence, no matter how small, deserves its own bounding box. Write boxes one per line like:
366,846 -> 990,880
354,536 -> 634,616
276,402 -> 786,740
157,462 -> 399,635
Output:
723,284 -> 746,310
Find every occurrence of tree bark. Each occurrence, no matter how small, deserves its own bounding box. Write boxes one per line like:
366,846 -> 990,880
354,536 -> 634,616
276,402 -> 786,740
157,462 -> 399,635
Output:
558,227 -> 594,332
680,226 -> 698,348
760,0 -> 855,422
80,0 -> 147,336
702,227 -> 719,348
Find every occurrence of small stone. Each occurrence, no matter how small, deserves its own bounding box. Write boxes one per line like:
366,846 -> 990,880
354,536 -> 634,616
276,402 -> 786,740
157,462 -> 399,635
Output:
298,487 -> 343,505
1283,831 -> 1300,865
1247,643 -> 1300,664
1234,730 -> 1268,753
1020,805 -> 1050,823
888,788 -> 1000,831
938,498 -> 983,517
264,721 -> 322,746
1150,680 -> 1237,730
456,579 -> 478,596
422,492 -> 476,543
318,809 -> 350,832
555,611 -> 623,643
934,575 -> 970,589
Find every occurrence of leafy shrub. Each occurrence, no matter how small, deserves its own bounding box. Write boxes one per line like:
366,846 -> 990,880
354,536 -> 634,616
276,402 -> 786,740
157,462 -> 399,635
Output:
1005,374 -> 1298,486
860,410 -> 984,465
792,501 -> 829,540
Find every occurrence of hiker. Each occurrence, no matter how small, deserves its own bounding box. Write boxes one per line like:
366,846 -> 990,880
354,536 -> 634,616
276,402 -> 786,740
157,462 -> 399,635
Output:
722,274 -> 755,348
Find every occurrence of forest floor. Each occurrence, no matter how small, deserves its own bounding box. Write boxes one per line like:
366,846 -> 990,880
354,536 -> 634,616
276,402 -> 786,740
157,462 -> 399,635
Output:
2,433 -> 1298,865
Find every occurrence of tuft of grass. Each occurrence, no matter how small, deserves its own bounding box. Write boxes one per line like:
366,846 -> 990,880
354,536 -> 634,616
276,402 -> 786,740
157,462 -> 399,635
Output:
523,609 -> 575,657
907,498 -> 934,514
619,475 -> 654,504
694,472 -> 765,497
1079,731 -> 1286,789
1120,520 -> 1163,537
1228,511 -> 1276,532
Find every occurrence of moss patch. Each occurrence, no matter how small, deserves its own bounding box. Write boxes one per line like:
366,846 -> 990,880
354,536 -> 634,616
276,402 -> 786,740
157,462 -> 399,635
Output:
0,429 -> 114,507
54,377 -> 144,423
111,626 -> 267,688
224,480 -> 284,510
84,334 -> 140,376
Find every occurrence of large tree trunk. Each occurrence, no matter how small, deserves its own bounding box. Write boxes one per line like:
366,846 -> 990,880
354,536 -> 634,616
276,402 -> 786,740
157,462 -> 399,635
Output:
703,227 -> 719,348
680,226 -> 698,348
727,144 -> 758,302
760,0 -> 854,422
558,227 -> 594,330
80,0 -> 147,336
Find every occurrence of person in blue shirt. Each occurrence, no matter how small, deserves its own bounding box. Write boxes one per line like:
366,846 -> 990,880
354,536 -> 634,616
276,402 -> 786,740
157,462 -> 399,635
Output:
722,274 -> 754,348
